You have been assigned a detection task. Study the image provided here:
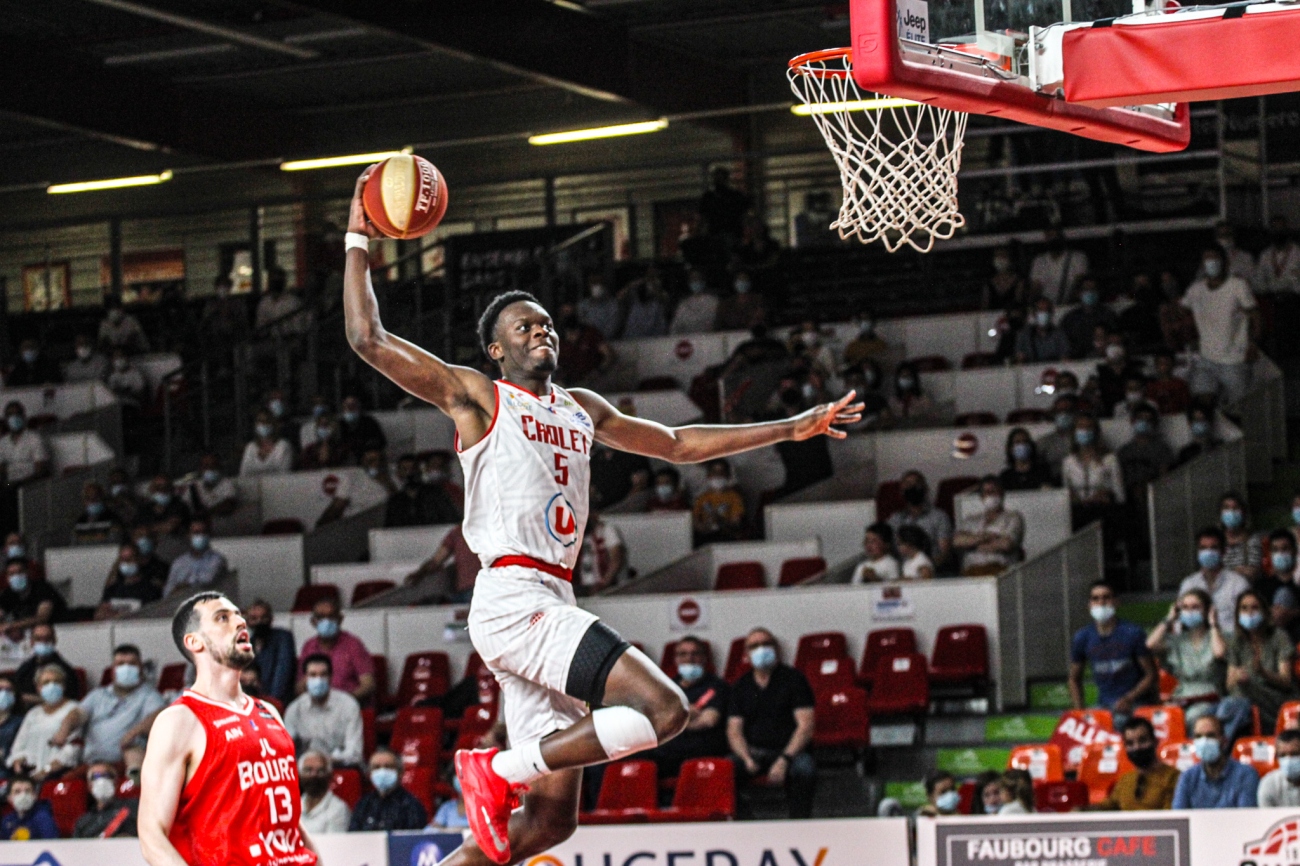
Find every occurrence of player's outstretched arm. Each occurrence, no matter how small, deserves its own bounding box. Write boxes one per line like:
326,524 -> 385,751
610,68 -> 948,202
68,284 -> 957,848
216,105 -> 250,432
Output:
342,168 -> 495,442
138,705 -> 201,866
572,389 -> 863,464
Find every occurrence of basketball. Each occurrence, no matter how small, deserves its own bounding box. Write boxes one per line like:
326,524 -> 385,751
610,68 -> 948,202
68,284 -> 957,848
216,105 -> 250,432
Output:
362,154 -> 449,240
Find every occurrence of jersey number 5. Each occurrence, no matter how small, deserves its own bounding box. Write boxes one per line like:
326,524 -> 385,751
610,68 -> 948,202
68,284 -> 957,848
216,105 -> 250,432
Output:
265,785 -> 293,825
554,453 -> 569,486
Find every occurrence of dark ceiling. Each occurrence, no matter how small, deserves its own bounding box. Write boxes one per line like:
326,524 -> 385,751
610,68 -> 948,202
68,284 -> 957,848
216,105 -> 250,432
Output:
0,0 -> 848,225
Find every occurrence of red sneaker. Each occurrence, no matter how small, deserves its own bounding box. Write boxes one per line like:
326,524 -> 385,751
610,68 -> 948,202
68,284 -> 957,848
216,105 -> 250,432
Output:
456,748 -> 524,864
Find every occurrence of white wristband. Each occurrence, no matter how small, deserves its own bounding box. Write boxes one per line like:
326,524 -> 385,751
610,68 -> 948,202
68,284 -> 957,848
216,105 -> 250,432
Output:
344,232 -> 372,252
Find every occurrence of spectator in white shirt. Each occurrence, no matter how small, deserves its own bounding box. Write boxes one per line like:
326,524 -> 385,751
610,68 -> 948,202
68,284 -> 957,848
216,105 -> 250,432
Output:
1179,526 -> 1251,635
850,522 -> 901,583
1029,227 -> 1090,305
952,476 -> 1025,576
97,298 -> 150,354
1062,414 -> 1125,537
1214,223 -> 1256,285
577,275 -> 623,340
8,665 -> 80,782
284,654 -> 363,767
1182,243 -> 1260,406
0,402 -> 50,485
105,349 -> 147,410
897,525 -> 936,580
669,270 -> 720,334
240,411 -> 294,477
298,750 -> 351,834
64,334 -> 108,383
183,453 -> 239,519
1254,216 -> 1300,295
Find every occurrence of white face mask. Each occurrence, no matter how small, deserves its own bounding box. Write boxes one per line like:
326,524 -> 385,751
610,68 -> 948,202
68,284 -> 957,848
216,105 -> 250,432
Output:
90,777 -> 117,804
981,495 -> 1002,513
706,477 -> 728,492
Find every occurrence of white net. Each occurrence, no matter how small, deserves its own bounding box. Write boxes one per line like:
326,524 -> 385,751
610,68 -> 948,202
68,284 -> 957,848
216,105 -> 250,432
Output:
788,50 -> 968,254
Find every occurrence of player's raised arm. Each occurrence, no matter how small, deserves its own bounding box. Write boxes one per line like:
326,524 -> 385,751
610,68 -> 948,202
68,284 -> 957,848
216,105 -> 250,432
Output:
137,705 -> 201,866
572,388 -> 863,464
342,168 -> 495,442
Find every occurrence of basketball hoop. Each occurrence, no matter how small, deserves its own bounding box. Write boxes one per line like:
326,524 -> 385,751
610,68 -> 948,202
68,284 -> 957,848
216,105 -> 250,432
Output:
788,48 -> 967,254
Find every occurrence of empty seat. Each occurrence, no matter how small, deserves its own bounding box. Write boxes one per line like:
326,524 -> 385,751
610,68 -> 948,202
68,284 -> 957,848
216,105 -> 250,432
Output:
292,584 -> 339,613
715,562 -> 765,591
401,766 -> 437,817
795,632 -> 849,671
1005,408 -> 1050,424
393,707 -> 444,743
778,557 -> 827,587
331,768 -> 363,809
394,732 -> 439,768
1033,780 -> 1088,813
115,777 -> 140,800
813,687 -> 869,750
724,638 -> 752,684
804,656 -> 857,695
935,476 -> 979,520
1158,740 -> 1198,771
954,412 -> 999,427
263,518 -> 306,536
875,481 -> 905,522
929,624 -> 989,686
1135,705 -> 1186,744
395,651 -> 452,706
581,760 -> 658,824
41,777 -> 88,837
647,758 -> 735,822
1077,742 -> 1134,804
1008,744 -> 1064,783
455,704 -> 499,751
859,628 -> 917,688
1233,736 -> 1279,777
660,639 -> 715,681
864,652 -> 929,716
351,580 -> 396,606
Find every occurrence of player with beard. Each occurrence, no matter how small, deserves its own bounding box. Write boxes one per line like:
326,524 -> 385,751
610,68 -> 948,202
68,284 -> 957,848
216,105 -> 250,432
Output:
138,592 -> 317,866
343,168 -> 863,865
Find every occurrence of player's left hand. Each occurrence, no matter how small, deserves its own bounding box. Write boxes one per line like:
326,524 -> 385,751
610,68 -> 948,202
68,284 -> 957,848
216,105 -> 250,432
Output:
791,391 -> 864,441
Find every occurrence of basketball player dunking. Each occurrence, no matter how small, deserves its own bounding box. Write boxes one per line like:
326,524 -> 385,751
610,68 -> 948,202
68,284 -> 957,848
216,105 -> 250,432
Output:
138,592 -> 317,866
343,168 -> 862,865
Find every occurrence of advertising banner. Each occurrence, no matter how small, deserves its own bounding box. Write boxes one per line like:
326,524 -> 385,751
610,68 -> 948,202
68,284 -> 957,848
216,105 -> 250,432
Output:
0,832 -> 386,866
918,807 -> 1300,866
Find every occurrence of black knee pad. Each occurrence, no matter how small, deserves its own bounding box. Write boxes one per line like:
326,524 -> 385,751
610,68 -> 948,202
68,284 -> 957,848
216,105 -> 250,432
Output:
565,620 -> 630,707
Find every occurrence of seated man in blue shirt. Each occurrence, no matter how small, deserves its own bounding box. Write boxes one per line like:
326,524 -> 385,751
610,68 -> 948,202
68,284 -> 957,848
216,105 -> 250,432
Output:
1172,713 -> 1258,808
1068,581 -> 1157,726
161,519 -> 228,598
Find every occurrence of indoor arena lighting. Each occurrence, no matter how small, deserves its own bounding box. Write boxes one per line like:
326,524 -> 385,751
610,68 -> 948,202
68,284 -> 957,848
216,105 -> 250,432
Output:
280,148 -> 411,171
47,170 -> 173,194
791,97 -> 920,116
528,119 -> 668,146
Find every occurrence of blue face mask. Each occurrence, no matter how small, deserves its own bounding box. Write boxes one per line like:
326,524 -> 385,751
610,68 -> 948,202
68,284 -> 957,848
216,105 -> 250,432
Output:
1074,428 -> 1096,447
190,534 -> 210,552
135,538 -> 154,557
1221,509 -> 1244,529
1240,611 -> 1264,631
1198,549 -> 1222,570
1055,413 -> 1074,432
5,545 -> 22,561
676,663 -> 704,684
306,676 -> 330,699
315,619 -> 340,640
0,690 -> 14,712
8,573 -> 28,593
114,664 -> 140,689
370,767 -> 399,794
85,502 -> 105,518
1192,420 -> 1212,439
1281,755 -> 1300,783
1179,609 -> 1205,630
202,470 -> 221,486
312,405 -> 327,419
1011,442 -> 1033,462
39,682 -> 64,705
1193,736 -> 1221,764
152,492 -> 172,508
1080,289 -> 1100,307
1293,506 -> 1300,527
748,645 -> 777,670
119,562 -> 138,578
1090,605 -> 1115,624
935,790 -> 961,814
452,776 -> 462,796
1133,420 -> 1153,436
31,641 -> 53,658
342,411 -> 360,425
255,423 -> 275,439
1275,553 -> 1295,573
6,416 -> 23,433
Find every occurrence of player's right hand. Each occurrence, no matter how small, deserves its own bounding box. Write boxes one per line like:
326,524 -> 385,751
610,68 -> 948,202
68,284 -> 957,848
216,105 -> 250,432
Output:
348,167 -> 385,241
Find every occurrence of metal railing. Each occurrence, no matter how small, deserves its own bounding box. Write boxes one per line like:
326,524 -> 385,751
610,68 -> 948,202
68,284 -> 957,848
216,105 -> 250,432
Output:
1147,437 -> 1247,591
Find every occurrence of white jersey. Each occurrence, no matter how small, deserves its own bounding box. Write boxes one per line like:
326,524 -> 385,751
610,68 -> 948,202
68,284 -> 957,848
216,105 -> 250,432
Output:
457,379 -> 594,572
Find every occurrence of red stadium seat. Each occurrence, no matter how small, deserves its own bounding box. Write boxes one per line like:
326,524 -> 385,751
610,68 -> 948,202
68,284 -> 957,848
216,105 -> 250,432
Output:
41,777 -> 88,837
864,652 -> 929,716
961,352 -> 1000,370
1077,742 -> 1134,804
935,476 -> 979,521
660,640 -> 715,681
715,562 -> 765,591
371,655 -> 392,712
929,624 -> 989,686
159,663 -> 187,693
795,632 -> 849,671
581,760 -> 658,824
1135,705 -> 1186,744
1233,736 -> 1278,777
263,518 -> 306,536
351,580 -> 396,606
1034,780 -> 1088,813
1006,409 -> 1051,425
455,704 -> 499,751
875,481 -> 905,522
464,651 -> 488,680
73,667 -> 88,697
813,687 -> 869,750
778,557 -> 827,587
954,412 -> 999,427
648,758 -> 735,822
859,628 -> 917,688
724,638 -> 752,684
908,355 -> 951,372
1008,744 -> 1064,783
957,780 -> 976,815
1157,668 -> 1179,702
393,707 -> 444,743
100,666 -> 113,687
1279,700 -> 1300,733
1159,740 -> 1198,771
401,766 -> 437,817
804,656 -> 856,695
292,584 -> 339,613
394,732 -> 439,768
331,768 -> 363,809
116,777 -> 140,800
395,652 -> 451,706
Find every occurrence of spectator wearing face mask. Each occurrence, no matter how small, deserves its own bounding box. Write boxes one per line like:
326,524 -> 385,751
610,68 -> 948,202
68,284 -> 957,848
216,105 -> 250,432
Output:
619,270 -> 670,339
337,395 -> 386,459
692,459 -> 747,545
1258,729 -> 1300,806
97,297 -> 149,354
1172,714 -> 1258,808
1015,298 -> 1071,363
182,453 -> 238,520
997,770 -> 1036,815
647,468 -> 689,512
97,543 -> 162,619
1036,397 -> 1078,483
429,774 -> 470,830
64,334 -> 108,383
670,270 -> 720,334
1060,277 -> 1119,359
840,362 -> 889,431
715,271 -> 766,332
578,274 -> 623,339
1219,588 -> 1296,742
556,302 -> 614,387
300,598 -> 375,704
1148,588 -> 1225,730
1216,491 -> 1261,581
58,644 -> 164,764
1117,404 -> 1173,498
1069,582 -> 1156,725
141,474 -> 190,539
843,310 -> 889,369
298,414 -> 352,470
1175,404 -> 1219,467
105,349 -> 146,410
1180,527 -> 1251,635
1001,428 -> 1053,491
350,747 -> 427,831
1061,414 -> 1125,533
851,522 -> 901,583
243,599 -> 296,706
74,762 -> 138,838
285,654 -> 364,767
643,636 -> 729,779
983,246 -> 1026,311
128,526 -> 168,591
1145,350 -> 1192,415
106,470 -> 141,527
1259,530 -> 1300,642
0,775 -> 57,840
787,321 -> 837,381
13,624 -> 79,709
727,628 -> 816,819
0,675 -> 20,767
5,340 -> 62,388
885,362 -> 938,428
917,770 -> 961,817
240,411 -> 294,477
953,476 -> 1024,576
161,519 -> 228,598
420,451 -> 463,508
1088,716 -> 1180,810
1030,227 -> 1090,305
359,449 -> 398,495
298,396 -> 331,449
0,402 -> 50,486
973,771 -> 1002,815
8,665 -> 80,782
887,471 -> 953,571
1094,333 -> 1143,416
299,750 -> 351,834
384,456 -> 462,528
0,560 -> 67,631
1182,242 -> 1260,406
72,481 -> 124,546
1254,215 -> 1300,295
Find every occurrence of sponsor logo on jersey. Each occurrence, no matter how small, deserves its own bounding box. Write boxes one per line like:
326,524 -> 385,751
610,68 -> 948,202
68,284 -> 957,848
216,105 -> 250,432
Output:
213,715 -> 242,728
258,827 -> 304,859
520,415 -> 589,454
237,755 -> 298,791
545,493 -> 578,546
225,726 -> 244,742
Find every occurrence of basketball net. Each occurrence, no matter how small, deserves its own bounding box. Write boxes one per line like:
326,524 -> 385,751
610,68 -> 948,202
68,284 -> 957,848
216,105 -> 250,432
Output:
788,49 -> 968,254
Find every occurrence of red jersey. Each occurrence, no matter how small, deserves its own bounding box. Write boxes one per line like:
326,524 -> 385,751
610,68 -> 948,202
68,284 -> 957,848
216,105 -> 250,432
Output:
168,690 -> 316,866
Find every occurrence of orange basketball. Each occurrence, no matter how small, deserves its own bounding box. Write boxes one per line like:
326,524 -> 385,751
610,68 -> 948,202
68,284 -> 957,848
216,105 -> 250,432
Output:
362,154 -> 448,240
